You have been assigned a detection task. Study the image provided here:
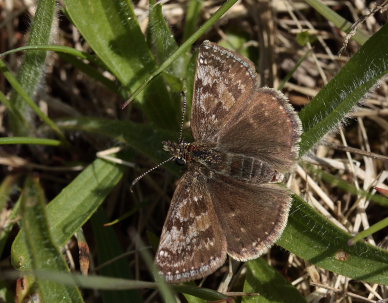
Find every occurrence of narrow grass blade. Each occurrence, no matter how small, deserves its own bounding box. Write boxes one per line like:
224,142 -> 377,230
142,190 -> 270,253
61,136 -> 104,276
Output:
0,59 -> 68,145
1,45 -> 120,94
0,137 -> 61,146
299,23 -> 388,155
183,0 -> 203,42
277,50 -> 312,91
304,0 -> 369,44
17,176 -> 83,302
8,0 -> 57,136
0,45 -> 96,63
3,270 -> 157,290
12,159 -> 125,269
304,163 -> 388,207
3,269 -> 226,300
243,258 -> 306,303
131,235 -> 177,303
349,217 -> 388,246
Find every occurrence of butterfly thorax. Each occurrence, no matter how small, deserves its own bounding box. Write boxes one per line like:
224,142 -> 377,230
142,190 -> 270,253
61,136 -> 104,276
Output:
164,140 -> 283,184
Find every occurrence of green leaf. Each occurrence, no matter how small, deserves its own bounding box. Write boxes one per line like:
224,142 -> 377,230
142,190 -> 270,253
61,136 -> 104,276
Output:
174,285 -> 227,301
148,0 -> 187,79
278,195 -> 388,285
296,31 -> 317,46
12,159 -> 125,270
0,280 -> 14,302
243,258 -> 306,303
299,23 -> 388,155
64,0 -> 179,129
8,0 -> 57,136
17,176 -> 83,302
183,293 -> 206,303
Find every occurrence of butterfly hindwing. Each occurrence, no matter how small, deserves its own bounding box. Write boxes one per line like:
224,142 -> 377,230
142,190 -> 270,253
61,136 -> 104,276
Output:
208,173 -> 291,261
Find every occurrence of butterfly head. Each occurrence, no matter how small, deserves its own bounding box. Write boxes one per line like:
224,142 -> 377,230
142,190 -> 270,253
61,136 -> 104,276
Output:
162,140 -> 190,166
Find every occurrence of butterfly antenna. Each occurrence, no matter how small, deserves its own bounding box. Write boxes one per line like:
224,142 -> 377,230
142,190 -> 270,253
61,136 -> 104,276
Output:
178,92 -> 187,143
130,156 -> 175,193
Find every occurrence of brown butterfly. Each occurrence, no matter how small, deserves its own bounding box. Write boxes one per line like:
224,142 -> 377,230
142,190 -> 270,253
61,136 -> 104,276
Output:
150,41 -> 301,283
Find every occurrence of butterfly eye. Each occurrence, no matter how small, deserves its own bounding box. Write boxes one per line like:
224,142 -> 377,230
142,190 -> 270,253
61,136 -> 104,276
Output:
175,158 -> 186,166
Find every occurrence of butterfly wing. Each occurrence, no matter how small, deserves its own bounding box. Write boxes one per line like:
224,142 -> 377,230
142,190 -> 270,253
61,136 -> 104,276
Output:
216,88 -> 302,172
191,41 -> 257,141
207,173 -> 291,261
156,169 -> 227,283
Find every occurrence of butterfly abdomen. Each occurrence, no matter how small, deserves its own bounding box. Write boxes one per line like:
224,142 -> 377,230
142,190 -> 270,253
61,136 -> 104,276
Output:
189,143 -> 278,184
226,154 -> 277,184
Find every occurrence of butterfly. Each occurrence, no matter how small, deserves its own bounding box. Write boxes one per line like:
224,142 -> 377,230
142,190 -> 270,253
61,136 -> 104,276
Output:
154,40 -> 302,283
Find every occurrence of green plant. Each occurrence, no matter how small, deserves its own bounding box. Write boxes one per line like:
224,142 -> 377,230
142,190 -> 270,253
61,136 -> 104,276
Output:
1,0 -> 387,302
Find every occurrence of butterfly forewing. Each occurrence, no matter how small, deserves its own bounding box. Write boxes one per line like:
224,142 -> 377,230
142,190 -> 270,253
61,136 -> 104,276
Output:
208,174 -> 291,260
156,169 -> 227,283
217,88 -> 302,172
192,41 -> 257,141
